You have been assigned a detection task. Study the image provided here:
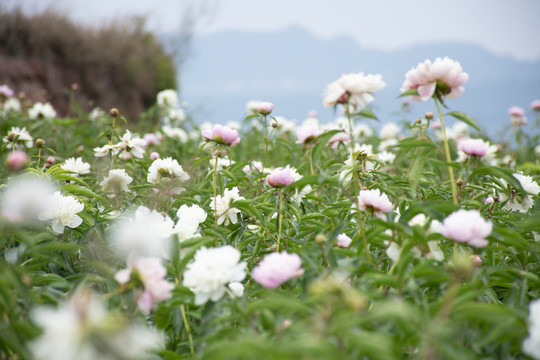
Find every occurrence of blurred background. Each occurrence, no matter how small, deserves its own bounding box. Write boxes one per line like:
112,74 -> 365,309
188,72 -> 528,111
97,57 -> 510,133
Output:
1,0 -> 540,135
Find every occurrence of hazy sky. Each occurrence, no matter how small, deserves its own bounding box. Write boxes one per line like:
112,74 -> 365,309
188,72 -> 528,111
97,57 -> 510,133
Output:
6,0 -> 540,61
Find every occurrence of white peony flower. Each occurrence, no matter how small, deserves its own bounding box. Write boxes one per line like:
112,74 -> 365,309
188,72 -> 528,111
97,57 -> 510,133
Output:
89,107 -> 105,121
380,123 -> 400,140
157,89 -> 179,109
1,98 -> 22,114
93,144 -> 115,157
176,204 -> 207,225
61,157 -> 91,176
116,130 -> 147,159
100,169 -> 133,196
28,102 -> 56,120
29,290 -> 164,360
4,126 -> 33,149
323,72 -> 386,112
523,299 -> 540,359
0,176 -> 56,223
111,206 -> 175,259
38,191 -> 84,234
183,246 -> 247,305
499,173 -> 540,212
209,156 -> 235,171
210,187 -> 245,225
147,157 -> 190,194
165,108 -> 186,123
162,125 -> 188,142
377,151 -> 396,163
227,282 -> 245,298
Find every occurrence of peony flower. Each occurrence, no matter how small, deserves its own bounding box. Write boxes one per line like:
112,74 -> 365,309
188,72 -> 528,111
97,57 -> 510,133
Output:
93,144 -> 115,157
380,123 -> 400,140
115,256 -> 174,314
227,282 -> 244,298
257,101 -> 274,115
295,124 -> 322,144
401,57 -> 469,101
252,251 -> 304,289
508,106 -> 528,126
499,173 -> 540,212
0,177 -> 56,223
4,126 -> 33,149
202,124 -> 241,146
38,191 -> 84,234
162,125 -> 188,142
61,157 -> 91,176
143,133 -> 161,145
182,246 -> 246,305
438,209 -> 492,248
0,84 -> 14,97
29,290 -> 164,360
100,169 -> 133,196
209,156 -> 235,171
531,100 -> 540,111
88,107 -> 105,121
266,168 -> 295,187
457,138 -> 490,157
116,130 -> 147,158
357,189 -> 393,216
28,102 -> 57,119
165,108 -> 186,123
6,150 -> 29,171
242,160 -> 265,174
210,187 -> 245,225
176,204 -> 207,226
323,72 -> 386,112
150,152 -> 160,160
1,98 -> 22,114
336,233 -> 352,248
327,131 -> 351,149
245,100 -> 263,115
110,206 -> 175,259
377,151 -> 396,164
523,299 -> 540,359
147,157 -> 190,194
157,89 -> 178,109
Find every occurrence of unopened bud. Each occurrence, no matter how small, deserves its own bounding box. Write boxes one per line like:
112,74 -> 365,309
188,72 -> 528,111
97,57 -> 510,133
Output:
7,150 -> 29,172
314,234 -> 327,244
35,138 -> 45,148
272,122 -> 278,128
47,156 -> 55,164
425,112 -> 434,120
109,108 -> 119,117
456,179 -> 464,187
257,102 -> 274,115
415,118 -> 422,124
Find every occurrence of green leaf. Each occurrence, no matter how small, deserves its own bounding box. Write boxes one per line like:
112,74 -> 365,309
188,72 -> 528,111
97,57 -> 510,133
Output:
60,184 -> 105,200
398,89 -> 419,98
446,111 -> 480,131
355,109 -> 379,120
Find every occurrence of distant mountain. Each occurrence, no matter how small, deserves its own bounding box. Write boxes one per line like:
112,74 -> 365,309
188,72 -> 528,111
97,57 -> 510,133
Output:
165,26 -> 540,135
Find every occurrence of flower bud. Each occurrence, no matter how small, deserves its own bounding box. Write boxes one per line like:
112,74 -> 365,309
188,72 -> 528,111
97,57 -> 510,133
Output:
456,178 -> 464,187
425,112 -> 434,120
272,122 -> 278,128
7,150 -> 29,171
35,138 -> 45,148
314,234 -> 327,244
257,102 -> 274,115
109,108 -> 119,117
47,156 -> 55,164
150,152 -> 160,160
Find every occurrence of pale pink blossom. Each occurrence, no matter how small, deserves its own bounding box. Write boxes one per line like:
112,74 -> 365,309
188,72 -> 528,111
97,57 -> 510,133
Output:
508,106 -> 525,117
323,73 -> 386,112
295,124 -> 322,144
357,189 -> 393,215
438,209 -> 492,248
531,100 -> 540,111
266,168 -> 295,187
401,57 -> 468,101
457,138 -> 489,157
144,133 -> 161,145
150,152 -> 160,160
252,252 -> 304,289
7,150 -> 28,171
257,102 -> 274,115
202,124 -> 241,146
335,233 -> 352,248
0,85 -> 14,98
327,132 -> 350,149
471,255 -> 482,266
484,195 -> 494,204
115,256 -> 174,314
430,119 -> 441,130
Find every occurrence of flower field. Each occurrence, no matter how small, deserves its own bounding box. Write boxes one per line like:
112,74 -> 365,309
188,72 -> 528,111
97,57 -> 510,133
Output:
1,58 -> 540,360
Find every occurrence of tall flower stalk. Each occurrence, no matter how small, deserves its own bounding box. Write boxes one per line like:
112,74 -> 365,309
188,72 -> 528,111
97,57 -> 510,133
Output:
434,99 -> 458,204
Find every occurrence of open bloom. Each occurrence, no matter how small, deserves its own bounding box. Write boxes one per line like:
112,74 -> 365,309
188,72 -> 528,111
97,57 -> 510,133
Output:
401,57 -> 469,101
61,157 -> 91,176
295,124 -> 322,144
357,189 -> 393,216
523,299 -> 540,360
115,256 -> 174,314
210,187 -> 245,225
202,124 -> 241,146
323,72 -> 386,112
336,233 -> 352,248
38,191 -> 84,234
28,102 -> 56,119
0,177 -> 56,223
100,169 -> 133,196
327,131 -> 350,149
182,246 -> 246,305
509,106 -> 528,126
116,130 -> 147,158
531,100 -> 540,111
147,157 -> 190,194
499,173 -> 540,212
438,209 -> 492,248
257,102 -> 274,115
457,138 -> 490,157
267,168 -> 295,187
252,251 -> 304,289
157,89 -> 178,109
4,126 -> 33,149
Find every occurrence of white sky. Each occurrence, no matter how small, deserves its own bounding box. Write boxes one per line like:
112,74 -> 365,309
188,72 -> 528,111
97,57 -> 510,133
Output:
6,0 -> 540,61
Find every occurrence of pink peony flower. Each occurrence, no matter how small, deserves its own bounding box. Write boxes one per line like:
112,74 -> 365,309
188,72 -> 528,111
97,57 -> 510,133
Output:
531,99 -> 540,111
295,125 -> 322,144
7,150 -> 29,171
335,233 -> 352,248
457,138 -> 489,157
266,168 -> 295,187
252,251 -> 303,289
401,57 -> 469,101
323,73 -> 386,112
438,209 -> 492,248
0,85 -> 14,98
115,256 -> 174,314
357,189 -> 393,215
150,152 -> 160,160
46,156 -> 55,164
430,119 -> 442,130
257,102 -> 274,115
508,106 -> 525,117
202,124 -> 241,146
327,132 -> 351,149
144,133 -> 161,145
484,195 -> 494,204
508,106 -> 528,126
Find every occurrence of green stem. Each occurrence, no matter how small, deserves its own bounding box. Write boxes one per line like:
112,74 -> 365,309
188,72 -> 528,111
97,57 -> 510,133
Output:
346,105 -> 356,152
213,152 -> 219,245
434,98 -> 458,205
37,148 -> 42,168
180,304 -> 195,356
276,193 -> 284,252
309,145 -> 314,175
